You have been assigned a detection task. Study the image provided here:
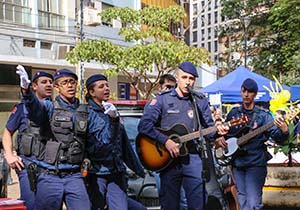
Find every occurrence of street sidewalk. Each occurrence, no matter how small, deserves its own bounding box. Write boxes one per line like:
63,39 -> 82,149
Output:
7,169 -> 20,199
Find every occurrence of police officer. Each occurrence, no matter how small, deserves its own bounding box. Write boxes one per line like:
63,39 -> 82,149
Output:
217,78 -> 289,210
16,66 -> 90,210
84,74 -> 145,210
2,71 -> 53,210
138,62 -> 227,210
159,74 -> 176,92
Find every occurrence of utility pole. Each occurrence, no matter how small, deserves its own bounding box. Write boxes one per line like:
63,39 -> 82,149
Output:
75,0 -> 85,102
243,16 -> 250,69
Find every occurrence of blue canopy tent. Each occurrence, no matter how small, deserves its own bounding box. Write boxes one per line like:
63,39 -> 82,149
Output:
199,66 -> 290,104
290,85 -> 300,101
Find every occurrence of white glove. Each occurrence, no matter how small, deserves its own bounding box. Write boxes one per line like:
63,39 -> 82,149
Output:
102,101 -> 118,118
16,65 -> 30,89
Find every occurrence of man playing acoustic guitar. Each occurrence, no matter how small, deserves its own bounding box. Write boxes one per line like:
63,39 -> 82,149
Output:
138,62 -> 229,210
217,78 -> 289,210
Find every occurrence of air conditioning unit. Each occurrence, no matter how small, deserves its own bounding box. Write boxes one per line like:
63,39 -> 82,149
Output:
83,7 -> 101,26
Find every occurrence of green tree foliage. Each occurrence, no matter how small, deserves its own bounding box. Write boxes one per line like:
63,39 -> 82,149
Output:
67,5 -> 211,99
221,0 -> 300,86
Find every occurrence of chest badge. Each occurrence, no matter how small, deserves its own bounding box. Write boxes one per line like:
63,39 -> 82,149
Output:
187,110 -> 194,119
78,120 -> 87,131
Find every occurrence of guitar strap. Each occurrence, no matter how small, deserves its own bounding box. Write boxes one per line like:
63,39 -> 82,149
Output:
248,106 -> 258,131
238,105 -> 258,131
189,97 -> 211,182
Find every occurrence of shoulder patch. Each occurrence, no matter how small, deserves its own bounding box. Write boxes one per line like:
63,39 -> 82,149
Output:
11,106 -> 17,114
149,99 -> 157,106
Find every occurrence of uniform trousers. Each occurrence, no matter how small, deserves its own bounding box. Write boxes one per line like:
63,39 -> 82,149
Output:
18,169 -> 35,210
160,154 -> 205,210
233,166 -> 267,210
88,172 -> 128,210
34,172 -> 90,210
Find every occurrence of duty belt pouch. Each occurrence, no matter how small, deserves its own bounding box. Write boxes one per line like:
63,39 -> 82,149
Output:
44,141 -> 61,164
19,134 -> 34,156
68,140 -> 84,164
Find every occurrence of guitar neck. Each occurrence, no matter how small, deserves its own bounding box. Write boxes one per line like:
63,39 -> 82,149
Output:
237,121 -> 275,146
179,121 -> 232,143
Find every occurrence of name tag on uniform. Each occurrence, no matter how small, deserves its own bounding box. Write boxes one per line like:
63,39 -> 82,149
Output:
167,109 -> 180,114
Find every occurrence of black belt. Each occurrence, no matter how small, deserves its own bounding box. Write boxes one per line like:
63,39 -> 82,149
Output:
38,167 -> 80,177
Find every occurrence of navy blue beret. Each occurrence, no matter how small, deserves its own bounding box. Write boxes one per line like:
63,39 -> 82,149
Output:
86,74 -> 107,89
178,62 -> 199,78
32,71 -> 54,82
54,69 -> 78,81
241,78 -> 258,93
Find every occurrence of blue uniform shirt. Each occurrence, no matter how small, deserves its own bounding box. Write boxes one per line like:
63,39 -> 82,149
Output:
22,90 -> 80,170
226,106 -> 289,167
5,103 -> 33,165
138,89 -> 215,146
6,103 -> 28,133
86,99 -> 144,177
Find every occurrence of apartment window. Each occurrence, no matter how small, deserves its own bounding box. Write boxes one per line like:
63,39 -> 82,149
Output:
193,4 -> 197,15
201,43 -> 205,47
208,42 -> 211,52
215,0 -> 219,9
214,28 -> 218,38
214,12 -> 218,23
0,0 -> 31,25
193,18 -> 197,29
208,28 -> 211,39
23,39 -> 36,48
201,29 -> 205,40
193,31 -> 197,42
208,14 -> 211,25
201,0 -> 205,8
41,41 -> 52,50
214,40 -> 218,52
38,0 -> 65,31
201,15 -> 205,27
214,55 -> 218,63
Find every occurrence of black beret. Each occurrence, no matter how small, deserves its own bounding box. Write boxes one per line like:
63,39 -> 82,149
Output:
54,69 -> 78,81
86,74 -> 107,89
32,71 -> 54,82
241,78 -> 258,93
178,62 -> 199,78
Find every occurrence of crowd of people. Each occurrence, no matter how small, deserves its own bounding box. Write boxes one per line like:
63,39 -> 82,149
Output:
1,61 -> 296,210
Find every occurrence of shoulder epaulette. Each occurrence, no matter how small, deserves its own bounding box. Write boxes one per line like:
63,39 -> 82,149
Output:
77,104 -> 89,113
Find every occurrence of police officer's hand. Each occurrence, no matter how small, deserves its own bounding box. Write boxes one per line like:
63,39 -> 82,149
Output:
274,116 -> 288,133
4,152 -> 24,171
165,139 -> 179,158
102,101 -> 118,118
215,136 -> 227,149
215,120 -> 229,135
16,65 -> 30,89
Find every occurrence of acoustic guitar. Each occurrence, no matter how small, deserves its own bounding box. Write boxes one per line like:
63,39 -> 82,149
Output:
216,107 -> 300,165
136,115 -> 248,172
